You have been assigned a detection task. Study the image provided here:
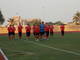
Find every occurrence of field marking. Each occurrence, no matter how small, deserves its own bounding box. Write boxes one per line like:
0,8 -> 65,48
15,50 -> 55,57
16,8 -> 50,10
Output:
24,40 -> 80,56
0,47 -> 35,56
0,48 -> 8,60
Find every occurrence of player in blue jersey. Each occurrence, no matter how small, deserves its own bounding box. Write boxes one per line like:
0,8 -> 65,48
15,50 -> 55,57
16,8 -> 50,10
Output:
40,21 -> 45,39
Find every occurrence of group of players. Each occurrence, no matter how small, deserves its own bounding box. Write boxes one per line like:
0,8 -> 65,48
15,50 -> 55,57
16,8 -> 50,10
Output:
7,22 -> 65,41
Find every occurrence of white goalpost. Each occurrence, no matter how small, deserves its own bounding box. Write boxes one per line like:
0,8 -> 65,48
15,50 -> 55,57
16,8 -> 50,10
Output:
0,48 -> 8,60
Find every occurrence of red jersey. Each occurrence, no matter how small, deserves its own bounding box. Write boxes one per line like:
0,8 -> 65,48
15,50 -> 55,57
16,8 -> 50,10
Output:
8,26 -> 15,32
50,25 -> 54,32
8,26 -> 13,32
33,25 -> 40,33
18,25 -> 23,32
44,25 -> 50,31
60,25 -> 65,31
25,25 -> 31,32
12,26 -> 16,32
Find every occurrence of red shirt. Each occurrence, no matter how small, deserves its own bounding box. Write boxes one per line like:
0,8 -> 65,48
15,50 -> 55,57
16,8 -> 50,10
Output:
50,25 -> 54,32
18,25 -> 23,32
12,26 -> 16,32
44,25 -> 50,31
8,26 -> 15,32
33,25 -> 40,33
25,25 -> 31,32
60,25 -> 65,31
8,26 -> 13,32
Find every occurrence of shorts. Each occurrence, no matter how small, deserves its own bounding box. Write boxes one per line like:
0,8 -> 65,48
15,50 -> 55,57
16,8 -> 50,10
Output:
26,32 -> 30,37
35,32 -> 40,36
45,31 -> 49,36
12,32 -> 15,35
61,30 -> 64,36
40,32 -> 44,36
18,32 -> 22,37
8,32 -> 15,36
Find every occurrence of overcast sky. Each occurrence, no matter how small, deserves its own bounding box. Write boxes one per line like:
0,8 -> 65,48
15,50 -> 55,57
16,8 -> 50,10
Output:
0,0 -> 80,23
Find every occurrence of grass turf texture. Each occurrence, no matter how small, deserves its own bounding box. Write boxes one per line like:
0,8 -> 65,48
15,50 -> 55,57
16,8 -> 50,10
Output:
0,32 -> 80,60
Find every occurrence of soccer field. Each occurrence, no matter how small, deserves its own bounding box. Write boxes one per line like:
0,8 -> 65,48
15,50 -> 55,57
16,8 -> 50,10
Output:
0,32 -> 80,60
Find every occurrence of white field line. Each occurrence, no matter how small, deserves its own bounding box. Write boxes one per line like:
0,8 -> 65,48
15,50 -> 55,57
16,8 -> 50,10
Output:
25,40 -> 80,56
0,48 -> 8,60
0,47 -> 35,56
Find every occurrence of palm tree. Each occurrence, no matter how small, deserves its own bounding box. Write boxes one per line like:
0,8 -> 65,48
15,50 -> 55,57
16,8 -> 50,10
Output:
0,10 -> 5,25
73,11 -> 80,25
8,18 -> 15,25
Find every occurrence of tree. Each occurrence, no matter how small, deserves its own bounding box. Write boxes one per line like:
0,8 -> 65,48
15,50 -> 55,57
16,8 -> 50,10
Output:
73,11 -> 80,25
0,10 -> 5,25
29,18 -> 41,25
54,21 -> 64,25
47,22 -> 54,25
8,18 -> 15,25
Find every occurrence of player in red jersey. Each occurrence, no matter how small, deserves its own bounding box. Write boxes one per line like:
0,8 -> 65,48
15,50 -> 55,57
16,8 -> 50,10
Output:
50,25 -> 54,36
7,25 -> 13,40
12,25 -> 16,40
18,23 -> 23,39
7,25 -> 15,40
60,25 -> 65,37
33,24 -> 40,41
44,23 -> 50,40
33,24 -> 35,36
25,24 -> 31,40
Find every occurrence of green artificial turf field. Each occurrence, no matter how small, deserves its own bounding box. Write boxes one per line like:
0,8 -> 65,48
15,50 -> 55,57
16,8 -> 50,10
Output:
0,32 -> 80,60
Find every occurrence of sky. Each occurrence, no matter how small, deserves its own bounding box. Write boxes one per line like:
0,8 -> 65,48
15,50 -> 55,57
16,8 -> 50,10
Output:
0,0 -> 80,23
